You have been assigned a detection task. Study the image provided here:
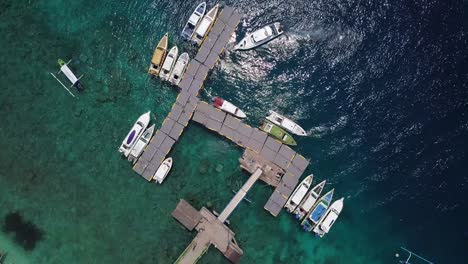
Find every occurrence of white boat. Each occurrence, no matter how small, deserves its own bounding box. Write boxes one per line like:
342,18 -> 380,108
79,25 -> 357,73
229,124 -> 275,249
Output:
212,97 -> 247,118
181,2 -> 206,40
266,110 -> 307,136
159,46 -> 178,81
293,180 -> 326,221
234,22 -> 284,51
284,175 -> 313,213
128,124 -> 155,164
153,157 -> 173,184
169,52 -> 190,85
313,198 -> 344,237
301,189 -> 334,232
192,4 -> 219,46
119,112 -> 151,157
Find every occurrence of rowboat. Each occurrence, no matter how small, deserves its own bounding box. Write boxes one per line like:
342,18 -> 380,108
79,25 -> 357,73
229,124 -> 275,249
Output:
153,157 -> 173,184
266,110 -> 307,136
313,198 -> 344,237
260,121 -> 297,146
181,2 -> 206,40
234,22 -> 284,51
212,97 -> 247,118
284,175 -> 313,212
119,112 -> 151,157
192,4 -> 219,45
169,52 -> 190,85
159,46 -> 178,81
293,180 -> 326,221
128,124 -> 155,164
148,33 -> 169,76
301,189 -> 334,232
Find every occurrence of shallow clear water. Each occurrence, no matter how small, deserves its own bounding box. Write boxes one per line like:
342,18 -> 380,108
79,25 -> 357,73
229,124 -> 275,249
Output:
1,0 -> 467,263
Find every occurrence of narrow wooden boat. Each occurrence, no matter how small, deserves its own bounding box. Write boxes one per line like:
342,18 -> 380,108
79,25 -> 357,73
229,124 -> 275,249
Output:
192,4 -> 219,46
293,180 -> 326,221
128,124 -> 155,164
119,112 -> 151,157
169,52 -> 190,85
234,22 -> 284,51
284,175 -> 313,212
148,33 -> 168,76
153,157 -> 173,184
260,121 -> 297,146
212,97 -> 247,118
159,46 -> 178,81
301,189 -> 334,232
266,110 -> 307,136
181,2 -> 206,40
313,198 -> 344,237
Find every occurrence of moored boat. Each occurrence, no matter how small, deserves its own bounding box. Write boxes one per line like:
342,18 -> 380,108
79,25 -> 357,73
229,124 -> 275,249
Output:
128,124 -> 155,164
301,189 -> 334,232
192,4 -> 219,46
169,52 -> 190,85
234,22 -> 284,51
119,112 -> 151,157
293,180 -> 326,221
266,110 -> 307,136
153,157 -> 173,184
284,175 -> 313,213
159,46 -> 178,81
260,121 -> 297,146
212,97 -> 247,118
181,2 -> 206,40
313,198 -> 344,238
148,33 -> 169,77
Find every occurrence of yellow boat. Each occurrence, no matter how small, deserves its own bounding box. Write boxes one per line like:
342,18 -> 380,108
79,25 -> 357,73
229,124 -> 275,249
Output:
148,33 -> 169,76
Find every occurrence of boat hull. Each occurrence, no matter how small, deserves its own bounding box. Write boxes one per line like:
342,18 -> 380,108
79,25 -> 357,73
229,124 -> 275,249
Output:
154,157 -> 173,184
266,110 -> 307,136
181,2 -> 206,40
169,53 -> 190,85
284,175 -> 313,212
260,121 -> 297,146
213,97 -> 247,118
119,112 -> 151,157
149,33 -> 169,76
234,22 -> 284,51
160,46 -> 178,81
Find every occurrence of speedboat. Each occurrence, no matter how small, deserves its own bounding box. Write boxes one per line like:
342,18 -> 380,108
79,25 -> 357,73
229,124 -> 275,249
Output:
212,97 -> 247,118
234,22 -> 284,51
313,198 -> 344,238
192,4 -> 219,46
293,180 -> 326,221
284,175 -> 313,213
301,189 -> 334,232
128,124 -> 155,164
260,121 -> 297,146
119,112 -> 151,157
181,2 -> 206,41
266,110 -> 307,136
148,33 -> 168,77
159,46 -> 178,81
153,157 -> 173,184
169,52 -> 190,85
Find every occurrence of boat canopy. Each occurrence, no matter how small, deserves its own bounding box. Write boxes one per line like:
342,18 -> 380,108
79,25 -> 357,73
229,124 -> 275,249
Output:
188,14 -> 200,25
196,19 -> 211,37
310,203 -> 327,222
213,97 -> 224,107
292,185 -> 308,205
320,212 -> 339,233
253,26 -> 273,42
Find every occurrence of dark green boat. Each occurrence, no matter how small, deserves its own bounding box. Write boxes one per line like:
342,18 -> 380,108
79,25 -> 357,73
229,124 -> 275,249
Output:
260,121 -> 297,146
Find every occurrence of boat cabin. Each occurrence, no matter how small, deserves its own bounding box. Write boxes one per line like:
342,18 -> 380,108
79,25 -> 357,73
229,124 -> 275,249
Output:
252,26 -> 273,43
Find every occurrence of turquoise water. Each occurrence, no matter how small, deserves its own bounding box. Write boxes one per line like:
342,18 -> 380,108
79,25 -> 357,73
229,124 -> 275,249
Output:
2,0 -> 467,263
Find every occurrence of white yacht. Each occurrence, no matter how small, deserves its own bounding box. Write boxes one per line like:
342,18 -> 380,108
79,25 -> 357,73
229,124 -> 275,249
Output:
119,112 -> 151,157
192,4 -> 219,46
293,180 -> 326,221
153,158 -> 173,184
284,175 -> 313,213
266,110 -> 307,136
234,22 -> 284,51
313,198 -> 344,238
128,124 -> 155,164
212,97 -> 247,118
181,2 -> 206,40
159,46 -> 178,81
169,52 -> 190,85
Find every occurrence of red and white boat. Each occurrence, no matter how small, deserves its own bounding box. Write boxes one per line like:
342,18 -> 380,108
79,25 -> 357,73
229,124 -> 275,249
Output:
212,97 -> 247,118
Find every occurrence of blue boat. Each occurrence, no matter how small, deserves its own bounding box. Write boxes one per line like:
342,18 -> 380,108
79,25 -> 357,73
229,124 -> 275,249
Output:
301,189 -> 334,232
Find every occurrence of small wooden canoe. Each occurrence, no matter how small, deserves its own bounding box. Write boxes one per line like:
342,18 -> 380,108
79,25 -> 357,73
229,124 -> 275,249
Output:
148,33 -> 168,76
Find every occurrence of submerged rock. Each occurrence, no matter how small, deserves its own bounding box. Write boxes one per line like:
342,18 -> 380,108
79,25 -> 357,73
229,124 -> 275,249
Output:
2,211 -> 44,251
